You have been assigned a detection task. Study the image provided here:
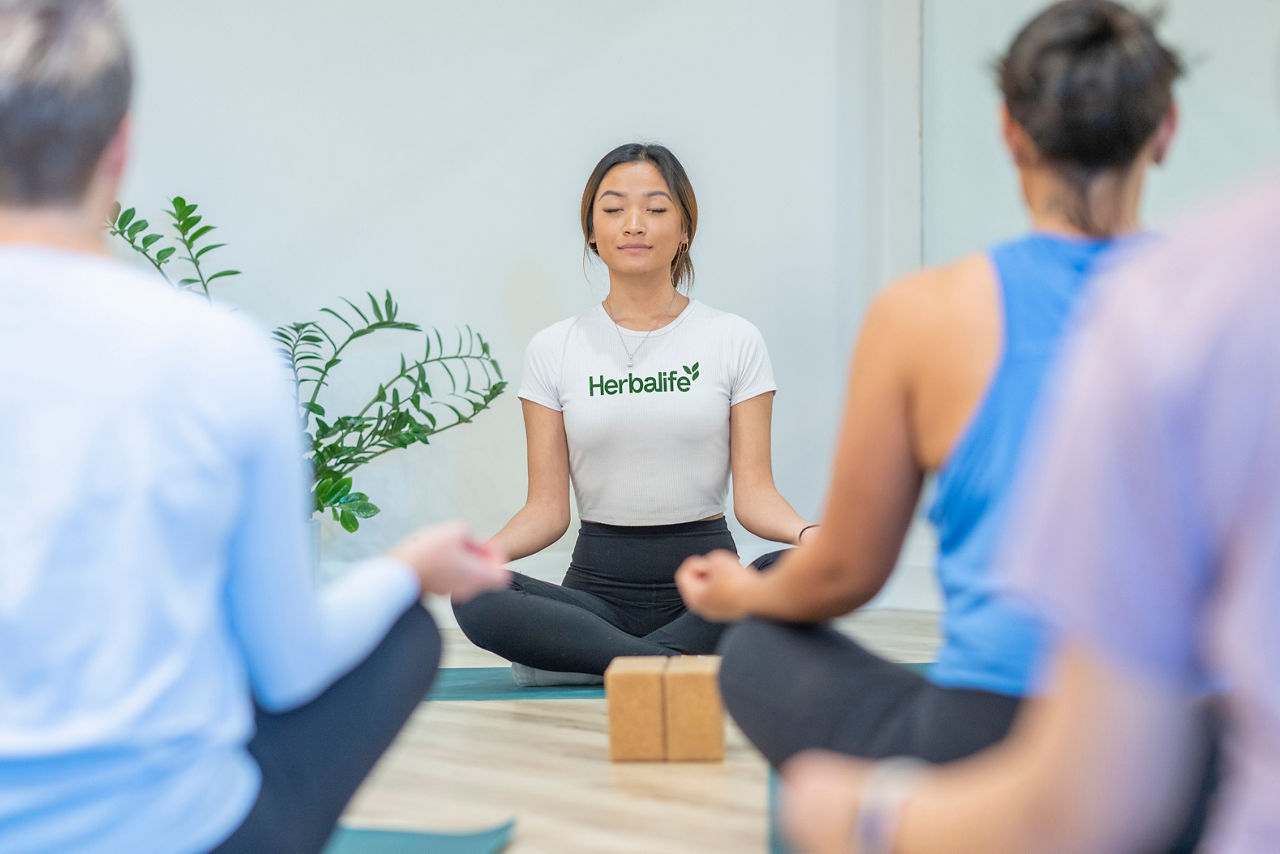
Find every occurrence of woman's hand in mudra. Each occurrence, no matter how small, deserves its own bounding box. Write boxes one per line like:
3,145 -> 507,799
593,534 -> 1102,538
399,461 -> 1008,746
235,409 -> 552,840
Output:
675,549 -> 757,622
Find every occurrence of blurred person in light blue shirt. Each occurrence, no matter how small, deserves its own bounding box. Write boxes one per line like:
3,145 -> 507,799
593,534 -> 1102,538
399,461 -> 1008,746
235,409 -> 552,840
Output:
0,2 -> 509,853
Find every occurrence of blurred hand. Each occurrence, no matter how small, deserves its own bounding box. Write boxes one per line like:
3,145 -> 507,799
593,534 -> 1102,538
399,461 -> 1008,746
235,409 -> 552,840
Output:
674,549 -> 756,622
386,521 -> 511,602
782,750 -> 875,854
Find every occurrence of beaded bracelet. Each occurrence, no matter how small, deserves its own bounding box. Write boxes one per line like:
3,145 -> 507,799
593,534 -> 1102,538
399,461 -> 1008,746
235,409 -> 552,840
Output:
855,757 -> 928,854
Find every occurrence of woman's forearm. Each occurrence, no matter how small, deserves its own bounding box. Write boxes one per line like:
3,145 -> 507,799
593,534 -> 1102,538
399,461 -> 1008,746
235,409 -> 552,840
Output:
738,540 -> 878,622
487,502 -> 570,562
734,483 -> 811,545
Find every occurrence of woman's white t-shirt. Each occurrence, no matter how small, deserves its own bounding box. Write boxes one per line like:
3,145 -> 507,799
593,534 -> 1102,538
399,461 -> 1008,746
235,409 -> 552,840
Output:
518,299 -> 776,525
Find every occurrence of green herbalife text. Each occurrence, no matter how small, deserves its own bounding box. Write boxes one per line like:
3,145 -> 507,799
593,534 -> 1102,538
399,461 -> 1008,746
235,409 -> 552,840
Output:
589,362 -> 701,396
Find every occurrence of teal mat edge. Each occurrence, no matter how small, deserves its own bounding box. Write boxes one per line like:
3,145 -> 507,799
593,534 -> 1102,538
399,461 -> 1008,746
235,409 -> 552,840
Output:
325,819 -> 516,854
429,663 -> 931,702
429,667 -> 604,701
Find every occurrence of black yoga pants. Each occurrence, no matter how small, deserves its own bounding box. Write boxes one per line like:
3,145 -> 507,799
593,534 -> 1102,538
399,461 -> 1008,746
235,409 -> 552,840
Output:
718,617 -> 1219,854
210,603 -> 441,854
453,518 -> 784,675
719,617 -> 1021,768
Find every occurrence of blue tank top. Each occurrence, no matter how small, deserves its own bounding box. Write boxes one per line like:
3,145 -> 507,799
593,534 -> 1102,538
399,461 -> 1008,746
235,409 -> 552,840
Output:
927,232 -> 1120,696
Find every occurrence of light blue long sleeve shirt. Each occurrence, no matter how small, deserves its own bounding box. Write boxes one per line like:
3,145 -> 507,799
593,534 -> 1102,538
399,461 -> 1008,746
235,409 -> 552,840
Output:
0,247 -> 419,854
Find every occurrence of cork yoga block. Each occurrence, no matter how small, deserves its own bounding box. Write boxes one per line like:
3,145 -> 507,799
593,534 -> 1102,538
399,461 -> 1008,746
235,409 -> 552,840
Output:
605,656 -> 668,761
605,655 -> 726,762
664,655 -> 725,761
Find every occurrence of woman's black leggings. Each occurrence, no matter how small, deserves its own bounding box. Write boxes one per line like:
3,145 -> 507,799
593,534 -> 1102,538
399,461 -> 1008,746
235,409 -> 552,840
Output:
718,617 -> 1219,854
210,604 -> 441,854
718,618 -> 1021,767
453,518 -> 779,675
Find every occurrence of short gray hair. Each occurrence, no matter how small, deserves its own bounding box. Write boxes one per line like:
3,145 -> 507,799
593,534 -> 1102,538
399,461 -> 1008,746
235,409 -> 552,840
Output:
0,0 -> 131,206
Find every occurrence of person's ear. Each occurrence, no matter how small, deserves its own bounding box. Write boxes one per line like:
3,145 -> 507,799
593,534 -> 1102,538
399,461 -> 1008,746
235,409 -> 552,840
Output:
1000,105 -> 1035,167
1150,102 -> 1178,166
100,115 -> 129,183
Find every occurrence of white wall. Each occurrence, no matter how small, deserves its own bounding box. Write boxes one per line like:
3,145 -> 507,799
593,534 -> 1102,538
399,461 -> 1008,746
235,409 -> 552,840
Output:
114,1 -> 1280,617
116,1 -> 915,606
922,0 -> 1280,264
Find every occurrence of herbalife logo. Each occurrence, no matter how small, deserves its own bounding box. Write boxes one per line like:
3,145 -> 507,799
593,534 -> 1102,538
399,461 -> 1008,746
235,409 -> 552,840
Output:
589,362 -> 700,396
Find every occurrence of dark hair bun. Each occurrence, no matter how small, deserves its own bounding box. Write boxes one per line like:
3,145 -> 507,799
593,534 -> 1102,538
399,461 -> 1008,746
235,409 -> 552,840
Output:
999,0 -> 1183,169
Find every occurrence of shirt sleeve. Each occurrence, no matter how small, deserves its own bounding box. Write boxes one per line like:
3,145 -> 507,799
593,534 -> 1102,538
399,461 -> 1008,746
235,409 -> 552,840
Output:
222,331 -> 419,712
516,326 -> 564,412
728,318 -> 777,406
1000,280 -> 1215,690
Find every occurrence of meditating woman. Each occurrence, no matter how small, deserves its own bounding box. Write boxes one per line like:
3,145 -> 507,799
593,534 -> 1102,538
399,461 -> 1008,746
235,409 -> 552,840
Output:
453,143 -> 811,685
678,0 -> 1182,765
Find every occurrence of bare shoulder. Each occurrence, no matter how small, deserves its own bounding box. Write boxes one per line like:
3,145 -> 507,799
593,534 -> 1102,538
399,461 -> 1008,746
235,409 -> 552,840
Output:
865,252 -> 996,341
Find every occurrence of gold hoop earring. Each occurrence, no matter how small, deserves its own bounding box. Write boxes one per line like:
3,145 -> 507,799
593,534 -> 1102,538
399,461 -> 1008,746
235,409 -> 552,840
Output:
678,242 -> 689,255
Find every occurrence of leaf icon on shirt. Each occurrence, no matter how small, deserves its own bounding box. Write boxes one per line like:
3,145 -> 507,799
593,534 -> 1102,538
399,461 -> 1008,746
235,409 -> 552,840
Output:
683,362 -> 700,381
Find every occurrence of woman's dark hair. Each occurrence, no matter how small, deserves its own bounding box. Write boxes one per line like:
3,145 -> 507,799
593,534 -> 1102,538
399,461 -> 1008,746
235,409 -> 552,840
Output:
998,0 -> 1183,232
580,143 -> 698,292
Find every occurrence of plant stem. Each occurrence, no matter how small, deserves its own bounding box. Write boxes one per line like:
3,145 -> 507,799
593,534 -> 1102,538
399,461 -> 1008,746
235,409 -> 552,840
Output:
113,230 -> 173,286
352,353 -> 495,421
178,234 -> 211,297
333,417 -> 475,476
306,333 -> 363,411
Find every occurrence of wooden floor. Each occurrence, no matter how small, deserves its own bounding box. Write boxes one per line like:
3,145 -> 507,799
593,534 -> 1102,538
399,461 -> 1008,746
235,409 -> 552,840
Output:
342,609 -> 940,853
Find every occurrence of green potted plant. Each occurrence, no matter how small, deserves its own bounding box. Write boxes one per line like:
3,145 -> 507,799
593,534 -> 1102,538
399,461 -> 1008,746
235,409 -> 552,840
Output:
108,197 -> 506,533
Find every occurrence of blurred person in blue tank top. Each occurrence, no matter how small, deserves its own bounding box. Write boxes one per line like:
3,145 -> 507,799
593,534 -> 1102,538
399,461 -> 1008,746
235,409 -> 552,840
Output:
677,9 -> 1213,849
0,3 -> 509,853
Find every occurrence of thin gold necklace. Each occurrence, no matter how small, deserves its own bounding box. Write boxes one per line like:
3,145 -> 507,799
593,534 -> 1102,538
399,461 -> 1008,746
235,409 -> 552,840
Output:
603,290 -> 679,369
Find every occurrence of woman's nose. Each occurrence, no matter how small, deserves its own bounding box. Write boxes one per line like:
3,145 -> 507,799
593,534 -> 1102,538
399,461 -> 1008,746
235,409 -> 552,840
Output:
624,211 -> 645,235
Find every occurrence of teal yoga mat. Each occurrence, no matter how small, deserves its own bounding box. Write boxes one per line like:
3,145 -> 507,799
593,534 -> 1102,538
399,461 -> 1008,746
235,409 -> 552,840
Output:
324,820 -> 515,854
428,663 -> 929,702
429,667 -> 605,701
768,771 -> 788,854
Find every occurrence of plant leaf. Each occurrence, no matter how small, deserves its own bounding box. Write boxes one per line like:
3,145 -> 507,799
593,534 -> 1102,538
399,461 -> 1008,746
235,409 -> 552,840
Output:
340,297 -> 369,325
348,500 -> 380,519
314,476 -> 338,505
319,307 -> 354,331
339,509 -> 359,532
194,242 -> 227,260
